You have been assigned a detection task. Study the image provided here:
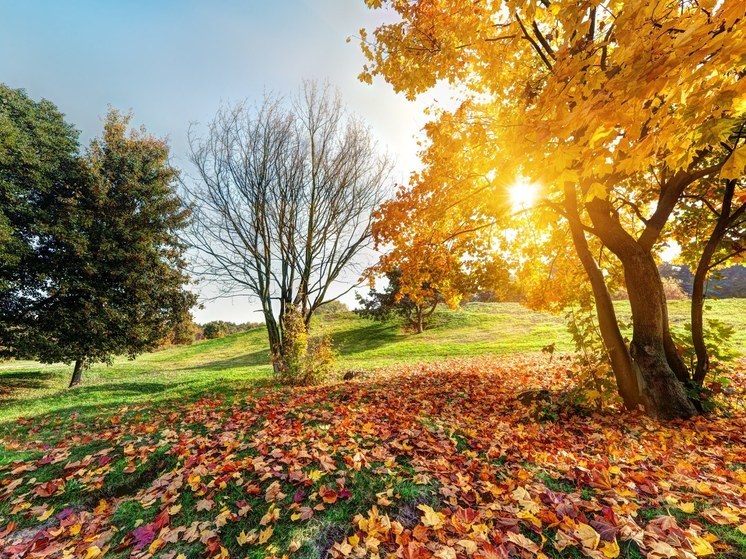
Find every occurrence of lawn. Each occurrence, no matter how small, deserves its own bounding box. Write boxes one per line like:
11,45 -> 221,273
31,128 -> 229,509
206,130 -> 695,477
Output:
2,300 -> 745,426
1,301 -> 745,559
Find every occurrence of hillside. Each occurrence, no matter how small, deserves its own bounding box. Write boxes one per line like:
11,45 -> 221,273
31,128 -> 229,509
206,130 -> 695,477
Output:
1,300 -> 745,425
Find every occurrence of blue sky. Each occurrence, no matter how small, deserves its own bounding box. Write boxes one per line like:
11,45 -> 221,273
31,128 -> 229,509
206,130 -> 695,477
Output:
0,0 -> 438,322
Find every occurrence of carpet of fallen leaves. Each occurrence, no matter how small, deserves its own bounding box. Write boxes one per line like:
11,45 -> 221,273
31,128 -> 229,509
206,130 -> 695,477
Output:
1,356 -> 746,559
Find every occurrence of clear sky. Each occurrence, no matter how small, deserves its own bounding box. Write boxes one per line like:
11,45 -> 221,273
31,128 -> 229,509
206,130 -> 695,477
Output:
0,0 -> 438,323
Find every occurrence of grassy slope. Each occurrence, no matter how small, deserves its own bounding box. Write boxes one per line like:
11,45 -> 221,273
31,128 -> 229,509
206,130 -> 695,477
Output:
1,299 -> 745,425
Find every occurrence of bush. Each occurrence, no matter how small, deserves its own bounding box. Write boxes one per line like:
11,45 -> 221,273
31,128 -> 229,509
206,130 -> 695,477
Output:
662,277 -> 688,300
274,307 -> 335,386
202,321 -> 226,339
315,300 -> 350,316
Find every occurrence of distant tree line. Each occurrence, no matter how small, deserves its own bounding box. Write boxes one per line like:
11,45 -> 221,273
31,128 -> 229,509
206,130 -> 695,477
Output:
659,264 -> 746,299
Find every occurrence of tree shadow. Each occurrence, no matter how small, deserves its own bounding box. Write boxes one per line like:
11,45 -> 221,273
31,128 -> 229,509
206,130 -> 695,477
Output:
0,371 -> 57,403
0,376 -> 269,431
331,321 -> 403,357
177,349 -> 272,373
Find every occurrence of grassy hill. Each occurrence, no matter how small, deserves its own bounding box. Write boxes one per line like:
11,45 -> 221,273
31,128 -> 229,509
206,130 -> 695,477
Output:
1,300 -> 745,425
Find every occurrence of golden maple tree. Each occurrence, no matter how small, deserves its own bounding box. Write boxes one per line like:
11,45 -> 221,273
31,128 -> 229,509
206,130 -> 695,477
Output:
359,0 -> 746,418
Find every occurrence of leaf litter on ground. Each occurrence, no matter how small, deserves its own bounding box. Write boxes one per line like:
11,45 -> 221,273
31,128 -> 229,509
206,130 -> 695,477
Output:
0,355 -> 745,558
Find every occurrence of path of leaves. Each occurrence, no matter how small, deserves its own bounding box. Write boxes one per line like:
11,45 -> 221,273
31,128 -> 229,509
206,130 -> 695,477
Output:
1,356 -> 745,559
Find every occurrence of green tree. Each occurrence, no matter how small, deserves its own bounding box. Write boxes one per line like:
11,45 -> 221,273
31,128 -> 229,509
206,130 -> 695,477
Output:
0,85 -> 81,340
2,101 -> 196,386
202,321 -> 227,340
356,269 -> 440,333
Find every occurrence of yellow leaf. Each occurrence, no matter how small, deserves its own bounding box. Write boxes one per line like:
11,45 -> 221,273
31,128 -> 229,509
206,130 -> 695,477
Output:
307,469 -> 324,482
289,540 -> 302,552
258,526 -> 274,544
575,523 -> 600,550
348,534 -> 360,547
417,504 -> 445,530
149,538 -> 164,555
237,530 -> 255,546
457,539 -> 478,555
721,146 -> 746,180
37,507 -> 54,521
718,507 -> 740,524
585,182 -> 607,202
336,541 -> 353,556
84,546 -> 101,559
678,502 -> 696,514
600,539 -> 620,558
738,523 -> 746,535
689,534 -> 715,556
434,546 -> 457,559
168,504 -> 182,515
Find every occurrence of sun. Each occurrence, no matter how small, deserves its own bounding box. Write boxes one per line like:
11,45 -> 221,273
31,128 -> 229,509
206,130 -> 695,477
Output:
508,180 -> 539,210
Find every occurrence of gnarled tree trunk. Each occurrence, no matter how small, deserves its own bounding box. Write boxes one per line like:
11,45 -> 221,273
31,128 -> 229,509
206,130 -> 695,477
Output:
622,250 -> 696,419
584,192 -> 696,419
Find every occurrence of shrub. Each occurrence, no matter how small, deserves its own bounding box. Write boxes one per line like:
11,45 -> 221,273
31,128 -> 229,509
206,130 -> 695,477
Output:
202,321 -> 227,339
315,300 -> 349,316
274,307 -> 335,385
662,277 -> 688,301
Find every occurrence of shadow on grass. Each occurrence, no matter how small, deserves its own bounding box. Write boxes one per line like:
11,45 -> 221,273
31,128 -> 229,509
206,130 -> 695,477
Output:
0,370 -> 58,403
331,322 -> 403,357
0,375 -> 274,432
178,349 -> 272,373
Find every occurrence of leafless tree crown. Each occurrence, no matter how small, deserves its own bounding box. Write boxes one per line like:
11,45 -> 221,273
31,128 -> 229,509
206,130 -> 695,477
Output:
186,82 -> 392,348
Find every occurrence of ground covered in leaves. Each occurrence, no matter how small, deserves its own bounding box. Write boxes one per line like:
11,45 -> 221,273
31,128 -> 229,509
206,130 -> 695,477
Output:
1,356 -> 745,559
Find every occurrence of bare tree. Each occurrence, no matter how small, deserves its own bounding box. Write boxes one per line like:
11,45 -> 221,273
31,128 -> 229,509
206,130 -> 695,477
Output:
186,82 -> 391,365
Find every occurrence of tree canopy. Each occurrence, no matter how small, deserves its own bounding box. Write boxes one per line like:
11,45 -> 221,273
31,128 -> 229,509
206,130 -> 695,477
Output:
359,0 -> 746,418
0,87 -> 196,386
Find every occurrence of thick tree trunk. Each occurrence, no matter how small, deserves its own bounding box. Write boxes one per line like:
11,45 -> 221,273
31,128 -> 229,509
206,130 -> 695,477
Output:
583,194 -> 696,419
563,186 -> 640,409
623,251 -> 696,419
69,359 -> 84,388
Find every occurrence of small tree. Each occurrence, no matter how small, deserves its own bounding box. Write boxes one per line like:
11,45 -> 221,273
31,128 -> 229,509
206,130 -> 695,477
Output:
356,269 -> 440,333
202,321 -> 227,340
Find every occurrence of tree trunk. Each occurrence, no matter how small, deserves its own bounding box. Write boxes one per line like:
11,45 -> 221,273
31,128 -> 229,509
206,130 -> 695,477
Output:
416,306 -> 424,334
662,303 -> 691,384
623,251 -> 696,419
691,255 -> 711,385
265,310 -> 283,375
691,180 -> 738,385
69,359 -> 84,388
563,186 -> 640,409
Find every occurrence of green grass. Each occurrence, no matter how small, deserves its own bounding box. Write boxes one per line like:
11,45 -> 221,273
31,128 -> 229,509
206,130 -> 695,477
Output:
1,299 -> 744,426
